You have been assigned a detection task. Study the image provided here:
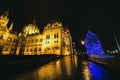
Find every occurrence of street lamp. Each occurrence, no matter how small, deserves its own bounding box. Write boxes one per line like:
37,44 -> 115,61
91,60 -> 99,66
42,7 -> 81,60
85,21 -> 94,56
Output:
80,40 -> 88,59
80,40 -> 86,54
81,40 -> 85,45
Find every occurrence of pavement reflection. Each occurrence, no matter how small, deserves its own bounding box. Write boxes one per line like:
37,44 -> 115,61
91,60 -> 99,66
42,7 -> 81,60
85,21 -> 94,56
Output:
13,55 -> 111,80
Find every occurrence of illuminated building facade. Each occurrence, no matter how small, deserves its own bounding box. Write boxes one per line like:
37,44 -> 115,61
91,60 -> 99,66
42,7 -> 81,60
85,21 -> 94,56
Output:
0,9 -> 73,55
0,9 -> 18,55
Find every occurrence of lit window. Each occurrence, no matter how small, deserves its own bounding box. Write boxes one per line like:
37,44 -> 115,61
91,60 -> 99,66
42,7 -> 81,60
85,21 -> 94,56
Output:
39,44 -> 42,46
13,39 -> 16,42
39,48 -> 41,51
26,49 -> 28,52
56,33 -> 58,38
46,35 -> 50,39
46,41 -> 50,44
11,48 -> 14,51
30,49 -> 32,52
54,33 -> 58,38
34,48 -> 37,51
54,40 -> 58,43
28,40 -> 30,43
54,34 -> 56,38
31,39 -> 34,43
36,39 -> 38,42
67,49 -> 69,51
40,38 -> 43,42
54,46 -> 59,49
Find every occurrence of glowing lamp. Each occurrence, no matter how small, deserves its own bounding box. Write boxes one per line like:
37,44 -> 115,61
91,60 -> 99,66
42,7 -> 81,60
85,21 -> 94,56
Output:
81,40 -> 85,45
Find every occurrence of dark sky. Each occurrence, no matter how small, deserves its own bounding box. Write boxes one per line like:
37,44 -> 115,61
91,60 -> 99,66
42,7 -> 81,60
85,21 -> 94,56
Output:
0,0 -> 119,49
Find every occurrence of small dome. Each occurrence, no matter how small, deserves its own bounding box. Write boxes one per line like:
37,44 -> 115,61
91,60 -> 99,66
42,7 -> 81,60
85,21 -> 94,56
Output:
23,23 -> 40,36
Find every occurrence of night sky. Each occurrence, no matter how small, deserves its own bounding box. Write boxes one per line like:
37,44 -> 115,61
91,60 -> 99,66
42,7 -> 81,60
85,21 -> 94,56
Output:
0,0 -> 119,50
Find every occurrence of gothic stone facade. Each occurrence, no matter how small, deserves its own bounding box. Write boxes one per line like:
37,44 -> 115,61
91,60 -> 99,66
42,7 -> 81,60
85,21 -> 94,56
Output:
0,9 -> 73,55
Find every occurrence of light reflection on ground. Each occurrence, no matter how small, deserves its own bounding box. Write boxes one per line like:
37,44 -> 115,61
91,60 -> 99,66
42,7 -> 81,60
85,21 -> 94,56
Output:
12,55 -> 111,80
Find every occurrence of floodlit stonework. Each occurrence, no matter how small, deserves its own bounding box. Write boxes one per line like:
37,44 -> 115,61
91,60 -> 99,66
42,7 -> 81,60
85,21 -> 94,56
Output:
0,9 -> 73,55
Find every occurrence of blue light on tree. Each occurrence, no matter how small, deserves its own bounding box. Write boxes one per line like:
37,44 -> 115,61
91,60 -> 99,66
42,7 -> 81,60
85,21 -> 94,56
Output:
85,31 -> 104,55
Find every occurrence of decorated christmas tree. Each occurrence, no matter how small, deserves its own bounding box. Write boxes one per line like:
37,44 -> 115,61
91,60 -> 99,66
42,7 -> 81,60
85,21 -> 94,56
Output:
85,31 -> 104,55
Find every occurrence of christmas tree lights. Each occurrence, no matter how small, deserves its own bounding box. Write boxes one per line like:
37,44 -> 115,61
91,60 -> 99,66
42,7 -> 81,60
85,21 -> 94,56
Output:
85,31 -> 104,55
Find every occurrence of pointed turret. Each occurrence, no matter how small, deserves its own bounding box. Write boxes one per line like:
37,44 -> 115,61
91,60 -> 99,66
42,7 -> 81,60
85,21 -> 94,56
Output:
3,8 -> 9,17
32,17 -> 36,24
0,8 -> 9,27
9,22 -> 13,33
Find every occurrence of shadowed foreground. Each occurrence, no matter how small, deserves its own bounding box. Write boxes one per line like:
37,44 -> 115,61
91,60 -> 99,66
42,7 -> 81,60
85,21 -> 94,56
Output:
0,55 -> 62,80
1,55 -> 120,80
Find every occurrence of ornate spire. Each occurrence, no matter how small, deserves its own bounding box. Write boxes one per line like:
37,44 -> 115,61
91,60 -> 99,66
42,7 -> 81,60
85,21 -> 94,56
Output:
9,22 -> 13,32
3,8 -> 9,17
32,17 -> 36,24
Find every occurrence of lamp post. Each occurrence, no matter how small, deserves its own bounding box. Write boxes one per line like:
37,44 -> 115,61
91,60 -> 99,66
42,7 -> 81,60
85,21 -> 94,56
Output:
81,40 -> 85,45
80,40 -> 85,53
80,40 -> 88,59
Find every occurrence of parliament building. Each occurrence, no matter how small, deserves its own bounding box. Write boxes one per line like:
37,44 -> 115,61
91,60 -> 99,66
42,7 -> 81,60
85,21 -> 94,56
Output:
0,9 -> 73,55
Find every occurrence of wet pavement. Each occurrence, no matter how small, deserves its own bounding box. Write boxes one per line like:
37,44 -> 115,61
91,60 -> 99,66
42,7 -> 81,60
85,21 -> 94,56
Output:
5,55 -> 117,80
